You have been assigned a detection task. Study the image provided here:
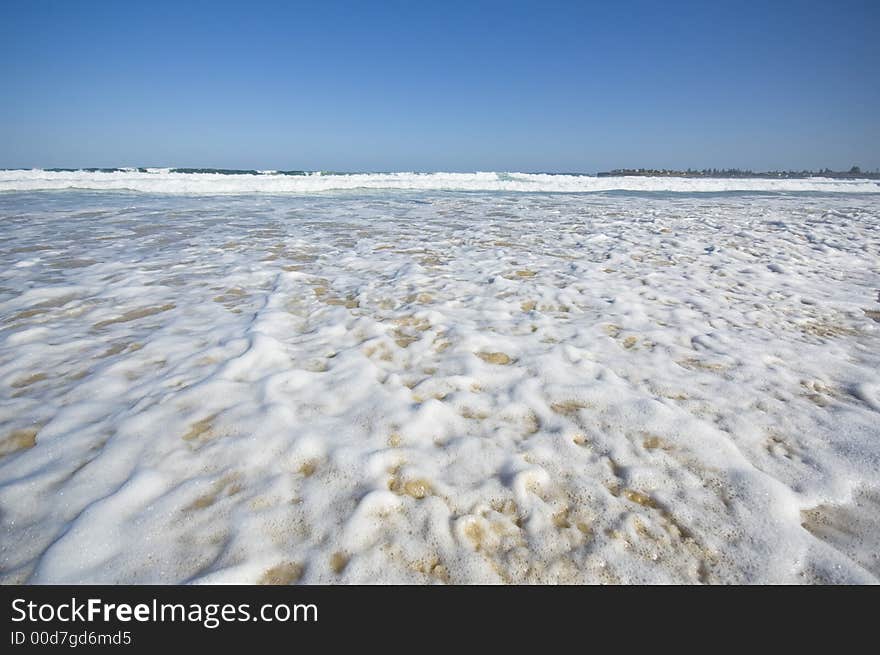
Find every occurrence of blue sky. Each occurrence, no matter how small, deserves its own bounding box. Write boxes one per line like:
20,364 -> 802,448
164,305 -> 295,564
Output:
1,0 -> 878,172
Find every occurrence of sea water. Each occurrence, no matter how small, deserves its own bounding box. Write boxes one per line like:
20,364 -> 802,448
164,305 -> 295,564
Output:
1,171 -> 878,583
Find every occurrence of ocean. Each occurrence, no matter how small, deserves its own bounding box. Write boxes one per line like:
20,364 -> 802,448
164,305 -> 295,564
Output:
1,170 -> 878,583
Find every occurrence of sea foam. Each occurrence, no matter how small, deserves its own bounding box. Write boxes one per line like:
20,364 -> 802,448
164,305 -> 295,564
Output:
1,169 -> 879,194
0,189 -> 878,584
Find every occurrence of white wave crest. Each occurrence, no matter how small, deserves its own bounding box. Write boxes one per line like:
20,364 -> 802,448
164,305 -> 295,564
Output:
1,169 -> 878,194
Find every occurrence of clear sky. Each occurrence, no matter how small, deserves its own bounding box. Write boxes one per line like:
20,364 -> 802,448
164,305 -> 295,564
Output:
2,0 -> 878,172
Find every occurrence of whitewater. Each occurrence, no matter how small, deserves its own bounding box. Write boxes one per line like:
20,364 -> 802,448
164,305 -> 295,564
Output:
2,168 -> 879,194
1,177 -> 878,584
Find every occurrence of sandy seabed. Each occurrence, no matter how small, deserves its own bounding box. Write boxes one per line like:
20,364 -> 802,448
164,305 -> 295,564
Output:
1,188 -> 878,584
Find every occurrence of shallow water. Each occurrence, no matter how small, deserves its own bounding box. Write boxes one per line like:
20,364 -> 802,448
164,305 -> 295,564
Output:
1,189 -> 878,583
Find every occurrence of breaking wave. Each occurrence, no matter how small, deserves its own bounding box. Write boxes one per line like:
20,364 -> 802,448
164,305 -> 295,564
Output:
1,168 -> 878,194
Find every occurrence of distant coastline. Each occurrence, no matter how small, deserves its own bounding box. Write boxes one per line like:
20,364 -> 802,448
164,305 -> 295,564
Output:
597,166 -> 880,179
3,166 -> 880,179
